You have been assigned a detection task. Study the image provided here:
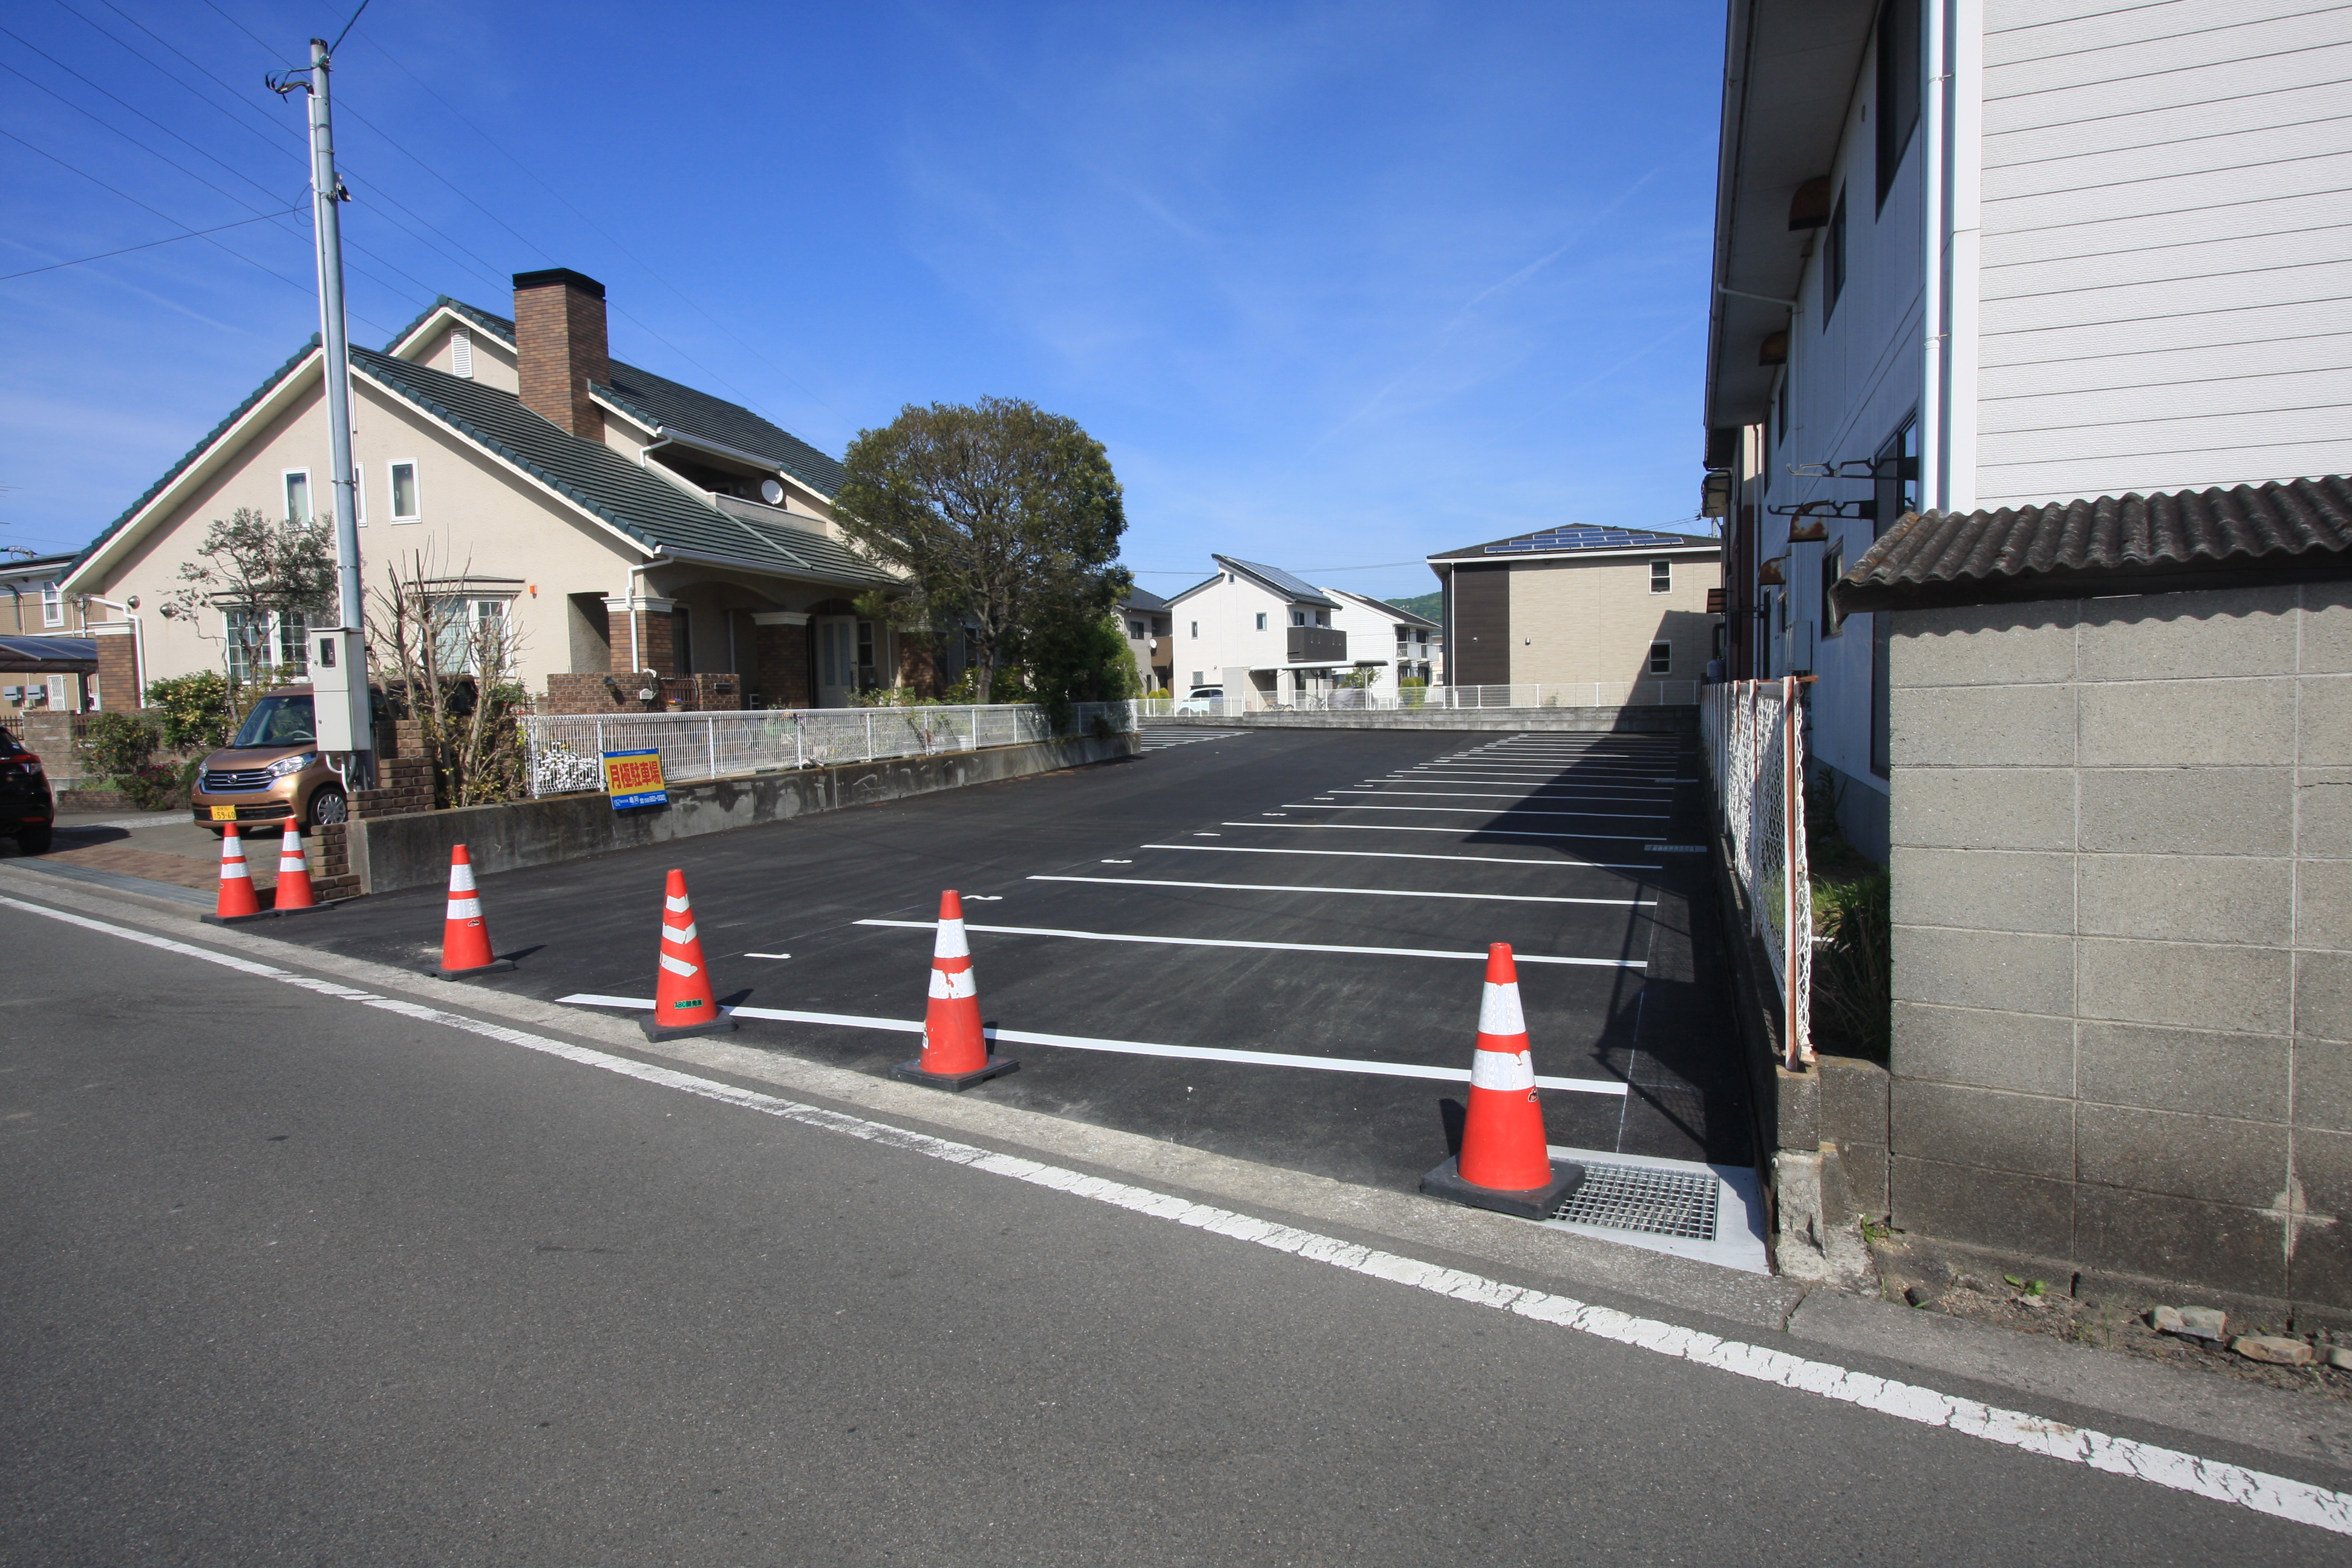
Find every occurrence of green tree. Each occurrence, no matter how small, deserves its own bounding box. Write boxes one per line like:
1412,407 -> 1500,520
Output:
157,507 -> 336,728
832,397 -> 1128,705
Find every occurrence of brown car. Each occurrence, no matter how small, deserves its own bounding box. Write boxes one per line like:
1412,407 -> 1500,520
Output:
190,686 -> 370,833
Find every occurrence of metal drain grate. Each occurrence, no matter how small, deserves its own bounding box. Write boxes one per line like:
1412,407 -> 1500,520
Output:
1552,1162 -> 1719,1241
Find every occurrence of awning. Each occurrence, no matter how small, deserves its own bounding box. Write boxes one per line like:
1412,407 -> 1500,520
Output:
0,635 -> 98,674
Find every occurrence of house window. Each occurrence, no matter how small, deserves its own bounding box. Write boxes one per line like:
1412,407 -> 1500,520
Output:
430,597 -> 508,675
451,325 -> 474,379
1191,670 -> 1203,688
1256,613 -> 1267,630
390,461 -> 420,522
283,469 -> 311,523
224,608 -> 309,684
1877,0 -> 1922,209
1648,641 -> 1672,675
1823,186 -> 1847,319
1291,610 -> 1305,627
1821,543 -> 1846,635
41,582 -> 62,627
1190,621 -> 1198,638
1650,560 -> 1671,594
1128,619 -> 1144,638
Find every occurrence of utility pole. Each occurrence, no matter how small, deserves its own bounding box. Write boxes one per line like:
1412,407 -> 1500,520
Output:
276,37 -> 374,787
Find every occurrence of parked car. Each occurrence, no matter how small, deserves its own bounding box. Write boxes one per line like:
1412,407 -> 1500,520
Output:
1175,685 -> 1224,714
189,686 -> 377,834
0,725 -> 54,854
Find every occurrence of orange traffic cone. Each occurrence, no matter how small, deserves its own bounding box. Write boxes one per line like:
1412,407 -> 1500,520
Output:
642,869 -> 735,1040
434,844 -> 515,979
269,818 -> 320,912
891,890 -> 1017,1091
200,822 -> 268,926
1420,943 -> 1584,1218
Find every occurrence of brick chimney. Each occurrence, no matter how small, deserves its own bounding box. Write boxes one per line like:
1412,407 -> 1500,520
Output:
513,268 -> 609,439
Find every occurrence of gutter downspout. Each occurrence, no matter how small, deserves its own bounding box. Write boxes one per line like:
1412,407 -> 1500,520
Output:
83,595 -> 144,708
1919,0 -> 1949,512
1944,0 -> 1983,515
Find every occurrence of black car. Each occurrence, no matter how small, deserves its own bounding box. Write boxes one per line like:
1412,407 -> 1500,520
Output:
0,725 -> 54,854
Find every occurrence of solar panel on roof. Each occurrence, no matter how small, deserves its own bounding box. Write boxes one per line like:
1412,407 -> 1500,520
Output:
1484,527 -> 1694,554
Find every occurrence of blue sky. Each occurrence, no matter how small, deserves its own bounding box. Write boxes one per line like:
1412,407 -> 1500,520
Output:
1,0 -> 1725,602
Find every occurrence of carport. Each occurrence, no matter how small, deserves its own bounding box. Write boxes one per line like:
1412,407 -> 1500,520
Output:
0,635 -> 97,712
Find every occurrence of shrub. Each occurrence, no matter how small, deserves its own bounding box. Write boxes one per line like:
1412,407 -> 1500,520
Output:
76,713 -> 191,809
145,671 -> 232,749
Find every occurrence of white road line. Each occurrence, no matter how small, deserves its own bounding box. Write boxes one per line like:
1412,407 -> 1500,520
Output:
1289,802 -> 1671,821
1225,822 -> 1663,844
1028,874 -> 1654,906
851,918 -> 1644,968
554,994 -> 1626,1094
1139,844 -> 1662,871
1344,788 -> 1671,802
5,891 -> 2344,1536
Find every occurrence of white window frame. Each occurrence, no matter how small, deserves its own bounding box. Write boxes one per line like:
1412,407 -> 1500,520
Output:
282,468 -> 312,523
1255,612 -> 1267,631
40,581 -> 63,628
1650,559 -> 1671,594
1649,641 -> 1672,674
388,459 -> 422,523
223,607 -> 311,684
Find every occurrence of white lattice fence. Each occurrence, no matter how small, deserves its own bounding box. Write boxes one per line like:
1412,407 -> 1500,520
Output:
1701,679 -> 1812,1067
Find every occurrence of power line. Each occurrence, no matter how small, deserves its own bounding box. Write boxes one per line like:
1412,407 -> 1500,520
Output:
0,54 -> 301,223
1,206 -> 302,281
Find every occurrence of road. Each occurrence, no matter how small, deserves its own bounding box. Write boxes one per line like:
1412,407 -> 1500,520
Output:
2,885 -> 2344,1564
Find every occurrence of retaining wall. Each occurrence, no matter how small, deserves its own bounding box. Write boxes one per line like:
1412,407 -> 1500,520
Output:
348,731 -> 1138,893
1148,707 -> 1697,734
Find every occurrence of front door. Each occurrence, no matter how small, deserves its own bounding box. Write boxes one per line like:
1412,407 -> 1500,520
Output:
815,616 -> 857,707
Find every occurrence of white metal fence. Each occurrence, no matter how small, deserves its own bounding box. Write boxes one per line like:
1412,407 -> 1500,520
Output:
521,700 -> 1138,798
1701,678 -> 1812,1068
1137,681 -> 1699,719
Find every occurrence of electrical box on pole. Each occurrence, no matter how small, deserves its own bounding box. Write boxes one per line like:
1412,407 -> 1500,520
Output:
282,36 -> 374,786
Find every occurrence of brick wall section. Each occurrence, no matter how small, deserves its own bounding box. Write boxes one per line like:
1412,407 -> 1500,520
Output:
1885,581 -> 2352,1311
93,635 -> 138,713
754,622 -> 811,709
609,610 -> 676,676
351,754 -> 436,819
542,671 -> 743,714
513,271 -> 609,439
309,822 -> 359,902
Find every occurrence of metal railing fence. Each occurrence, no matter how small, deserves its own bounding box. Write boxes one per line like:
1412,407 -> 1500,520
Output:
1136,681 -> 1698,718
521,700 -> 1138,799
1700,678 -> 1811,1068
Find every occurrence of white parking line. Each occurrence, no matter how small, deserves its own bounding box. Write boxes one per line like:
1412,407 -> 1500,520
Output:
1224,822 -> 1663,844
1287,802 -> 1671,821
852,918 -> 1645,968
1138,844 -> 1662,871
1028,874 -> 1654,906
1344,788 -> 1672,802
10,895 -> 2342,1537
555,994 -> 1630,1093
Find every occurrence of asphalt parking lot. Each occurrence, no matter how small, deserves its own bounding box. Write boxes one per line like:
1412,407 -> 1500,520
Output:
249,722 -> 1752,1198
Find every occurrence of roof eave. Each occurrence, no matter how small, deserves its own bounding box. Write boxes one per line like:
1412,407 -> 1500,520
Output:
1837,551 -> 2352,616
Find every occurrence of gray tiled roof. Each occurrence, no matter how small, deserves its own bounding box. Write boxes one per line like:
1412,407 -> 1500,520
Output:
1120,584 -> 1171,612
400,297 -> 848,497
1429,524 -> 1718,561
1213,555 -> 1338,608
1835,474 -> 2352,613
354,348 -> 890,589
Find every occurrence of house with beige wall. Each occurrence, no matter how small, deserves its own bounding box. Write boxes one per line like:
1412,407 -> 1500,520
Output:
1425,524 -> 1720,692
64,269 -> 898,714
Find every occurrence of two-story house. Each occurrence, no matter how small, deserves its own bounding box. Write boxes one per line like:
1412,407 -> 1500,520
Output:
1,550 -> 94,712
1324,588 -> 1437,690
1426,524 -> 1721,691
62,269 -> 898,715
1167,556 -> 1350,707
1118,585 -> 1174,694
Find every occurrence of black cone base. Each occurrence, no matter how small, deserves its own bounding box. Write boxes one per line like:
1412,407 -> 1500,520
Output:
1419,1156 -> 1585,1221
641,1013 -> 739,1042
891,1055 -> 1019,1092
435,957 -> 518,979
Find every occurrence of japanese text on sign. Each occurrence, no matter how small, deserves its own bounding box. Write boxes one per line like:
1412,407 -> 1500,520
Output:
601,748 -> 668,810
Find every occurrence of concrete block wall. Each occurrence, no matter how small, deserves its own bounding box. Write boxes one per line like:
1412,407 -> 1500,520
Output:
1885,581 -> 2352,1308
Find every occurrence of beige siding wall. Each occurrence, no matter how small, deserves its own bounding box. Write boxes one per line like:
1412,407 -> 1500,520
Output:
413,318 -> 521,394
1504,551 -> 1718,685
80,370 -> 647,696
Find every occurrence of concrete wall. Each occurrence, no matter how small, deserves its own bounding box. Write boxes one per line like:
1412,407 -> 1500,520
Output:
350,730 -> 1138,892
1886,580 -> 2352,1309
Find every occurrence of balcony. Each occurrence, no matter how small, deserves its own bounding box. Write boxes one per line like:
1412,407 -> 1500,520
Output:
1287,626 -> 1347,664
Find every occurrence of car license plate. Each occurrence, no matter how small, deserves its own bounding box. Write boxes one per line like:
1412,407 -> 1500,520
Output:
210,805 -> 237,822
